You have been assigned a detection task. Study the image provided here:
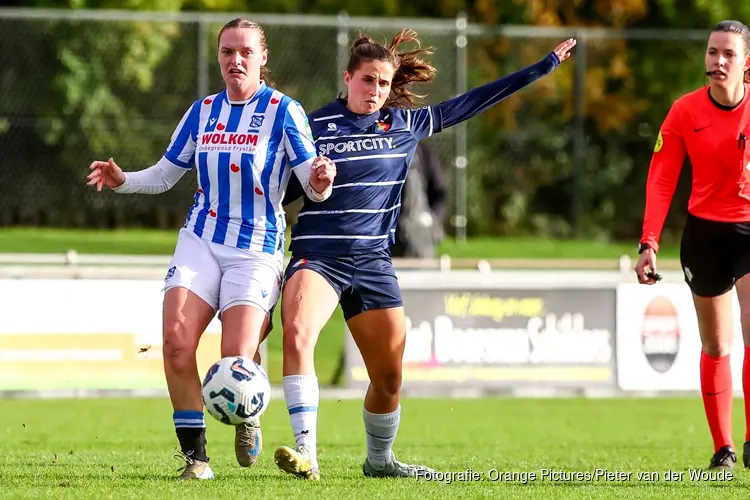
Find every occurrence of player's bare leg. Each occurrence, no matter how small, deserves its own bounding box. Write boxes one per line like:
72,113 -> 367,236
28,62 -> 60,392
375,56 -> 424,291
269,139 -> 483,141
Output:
274,269 -> 339,480
735,275 -> 750,468
162,287 -> 216,480
220,303 -> 269,468
693,291 -> 736,469
347,307 -> 436,478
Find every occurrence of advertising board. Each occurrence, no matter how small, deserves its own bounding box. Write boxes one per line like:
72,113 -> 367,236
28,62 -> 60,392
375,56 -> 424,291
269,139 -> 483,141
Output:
0,279 -> 265,390
346,285 -> 617,390
616,283 -> 745,392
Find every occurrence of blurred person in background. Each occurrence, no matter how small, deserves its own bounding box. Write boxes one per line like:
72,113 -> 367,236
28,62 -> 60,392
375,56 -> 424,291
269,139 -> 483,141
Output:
390,140 -> 447,259
86,18 -> 335,480
635,20 -> 750,470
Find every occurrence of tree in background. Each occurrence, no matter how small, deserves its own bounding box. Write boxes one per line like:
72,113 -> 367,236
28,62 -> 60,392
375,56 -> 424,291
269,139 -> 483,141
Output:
3,0 -> 750,244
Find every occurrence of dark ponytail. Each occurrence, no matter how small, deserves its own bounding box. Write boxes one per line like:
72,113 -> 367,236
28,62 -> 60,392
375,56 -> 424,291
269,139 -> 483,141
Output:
341,29 -> 437,108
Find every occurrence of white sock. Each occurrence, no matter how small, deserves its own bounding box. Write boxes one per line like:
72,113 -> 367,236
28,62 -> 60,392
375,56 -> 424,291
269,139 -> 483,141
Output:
363,405 -> 400,468
283,374 -> 319,466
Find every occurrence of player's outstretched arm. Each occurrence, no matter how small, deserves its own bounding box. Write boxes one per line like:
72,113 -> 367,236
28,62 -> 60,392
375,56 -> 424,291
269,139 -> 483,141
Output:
433,38 -> 576,131
86,156 -> 189,195
87,100 -> 200,195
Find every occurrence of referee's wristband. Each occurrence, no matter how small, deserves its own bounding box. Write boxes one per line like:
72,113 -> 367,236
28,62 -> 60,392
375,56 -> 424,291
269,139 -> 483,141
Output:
638,242 -> 655,254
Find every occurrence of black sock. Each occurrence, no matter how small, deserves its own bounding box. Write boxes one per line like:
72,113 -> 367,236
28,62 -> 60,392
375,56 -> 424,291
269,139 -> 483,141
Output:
175,427 -> 208,462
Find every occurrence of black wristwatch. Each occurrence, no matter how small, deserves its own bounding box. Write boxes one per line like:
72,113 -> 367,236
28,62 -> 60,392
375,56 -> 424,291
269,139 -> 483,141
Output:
638,242 -> 654,254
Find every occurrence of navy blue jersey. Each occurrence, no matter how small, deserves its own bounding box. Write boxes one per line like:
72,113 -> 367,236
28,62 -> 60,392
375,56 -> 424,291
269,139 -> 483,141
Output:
287,52 -> 561,257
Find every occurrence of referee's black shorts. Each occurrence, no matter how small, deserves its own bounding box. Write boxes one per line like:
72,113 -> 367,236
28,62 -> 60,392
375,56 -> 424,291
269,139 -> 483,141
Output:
680,213 -> 750,297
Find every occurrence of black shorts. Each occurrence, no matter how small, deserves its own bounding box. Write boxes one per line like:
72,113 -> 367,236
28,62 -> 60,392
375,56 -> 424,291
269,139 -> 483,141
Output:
679,213 -> 750,297
283,250 -> 403,321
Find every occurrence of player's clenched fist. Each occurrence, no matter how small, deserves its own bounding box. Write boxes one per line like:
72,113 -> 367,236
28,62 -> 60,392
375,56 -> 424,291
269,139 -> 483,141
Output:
87,158 -> 125,192
310,155 -> 336,195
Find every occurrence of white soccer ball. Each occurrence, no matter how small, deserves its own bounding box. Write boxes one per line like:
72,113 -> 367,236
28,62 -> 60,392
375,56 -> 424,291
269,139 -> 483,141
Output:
201,356 -> 270,425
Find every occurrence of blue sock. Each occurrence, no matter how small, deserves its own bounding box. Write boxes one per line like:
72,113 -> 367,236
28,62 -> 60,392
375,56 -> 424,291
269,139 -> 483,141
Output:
174,410 -> 208,462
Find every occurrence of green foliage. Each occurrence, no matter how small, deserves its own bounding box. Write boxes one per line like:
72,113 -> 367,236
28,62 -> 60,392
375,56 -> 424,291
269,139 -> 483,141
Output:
2,0 -> 749,241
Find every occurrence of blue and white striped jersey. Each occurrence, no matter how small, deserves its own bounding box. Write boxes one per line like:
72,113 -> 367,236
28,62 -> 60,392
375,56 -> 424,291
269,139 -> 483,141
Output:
165,82 -> 317,255
287,52 -> 561,257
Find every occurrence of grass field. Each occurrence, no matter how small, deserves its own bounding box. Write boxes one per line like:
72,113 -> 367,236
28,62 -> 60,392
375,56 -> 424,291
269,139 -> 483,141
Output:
0,227 -> 682,259
1,397 -> 748,499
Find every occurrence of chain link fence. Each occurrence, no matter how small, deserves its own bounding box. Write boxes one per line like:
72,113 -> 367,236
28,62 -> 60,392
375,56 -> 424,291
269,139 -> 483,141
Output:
0,9 -> 711,242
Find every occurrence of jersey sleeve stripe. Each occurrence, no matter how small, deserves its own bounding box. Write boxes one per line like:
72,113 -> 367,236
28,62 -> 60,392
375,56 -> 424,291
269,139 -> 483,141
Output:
312,114 -> 344,121
317,133 -> 382,140
164,100 -> 201,169
289,155 -> 315,168
298,204 -> 401,217
260,96 -> 291,254
285,103 -> 317,166
292,233 -> 392,241
163,154 -> 193,169
332,153 -> 408,163
333,180 -> 405,189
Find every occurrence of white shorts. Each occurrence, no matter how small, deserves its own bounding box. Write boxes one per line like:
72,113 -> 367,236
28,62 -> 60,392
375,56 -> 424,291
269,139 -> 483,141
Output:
164,228 -> 283,315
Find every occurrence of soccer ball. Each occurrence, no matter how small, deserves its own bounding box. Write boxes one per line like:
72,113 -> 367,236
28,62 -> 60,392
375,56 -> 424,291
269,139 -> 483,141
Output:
201,356 -> 270,425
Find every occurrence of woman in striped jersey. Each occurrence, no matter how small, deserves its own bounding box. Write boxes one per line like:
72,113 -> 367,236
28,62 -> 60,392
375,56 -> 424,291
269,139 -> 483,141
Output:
86,18 -> 336,480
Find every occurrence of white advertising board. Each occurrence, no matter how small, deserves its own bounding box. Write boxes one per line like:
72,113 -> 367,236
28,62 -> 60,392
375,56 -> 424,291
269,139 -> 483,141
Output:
616,283 -> 745,392
0,279 -> 266,390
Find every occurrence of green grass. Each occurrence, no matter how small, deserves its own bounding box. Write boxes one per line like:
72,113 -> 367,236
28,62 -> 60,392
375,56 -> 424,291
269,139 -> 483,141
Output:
0,227 -> 681,259
1,397 -> 747,498
0,228 -> 181,255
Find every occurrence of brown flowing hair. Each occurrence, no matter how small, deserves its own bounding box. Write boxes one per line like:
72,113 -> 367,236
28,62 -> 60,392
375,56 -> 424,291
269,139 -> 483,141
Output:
340,28 -> 437,108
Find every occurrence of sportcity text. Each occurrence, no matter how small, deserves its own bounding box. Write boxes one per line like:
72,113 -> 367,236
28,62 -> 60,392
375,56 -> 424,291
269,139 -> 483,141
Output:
317,137 -> 394,156
414,468 -> 734,484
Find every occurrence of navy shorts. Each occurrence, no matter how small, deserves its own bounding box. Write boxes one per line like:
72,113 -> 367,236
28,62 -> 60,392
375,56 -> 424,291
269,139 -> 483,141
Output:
283,250 -> 403,320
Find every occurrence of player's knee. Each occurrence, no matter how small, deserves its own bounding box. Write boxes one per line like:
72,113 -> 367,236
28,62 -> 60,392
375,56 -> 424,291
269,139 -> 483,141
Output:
702,337 -> 732,358
282,319 -> 319,358
740,310 -> 750,345
371,369 -> 402,398
162,318 -> 197,369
